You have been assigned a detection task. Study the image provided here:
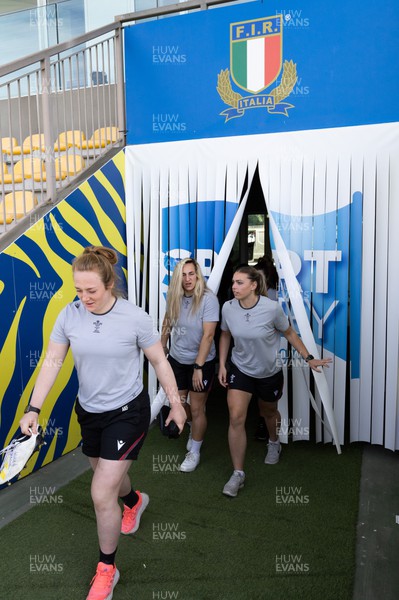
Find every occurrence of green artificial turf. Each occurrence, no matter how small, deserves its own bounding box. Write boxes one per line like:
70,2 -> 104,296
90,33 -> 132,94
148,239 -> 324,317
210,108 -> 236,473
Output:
2,390 -> 362,600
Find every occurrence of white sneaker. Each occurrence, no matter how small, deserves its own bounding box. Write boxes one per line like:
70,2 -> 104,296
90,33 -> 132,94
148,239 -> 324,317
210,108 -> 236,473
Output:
264,440 -> 281,464
0,427 -> 45,485
179,451 -> 200,472
222,471 -> 245,497
186,431 -> 192,452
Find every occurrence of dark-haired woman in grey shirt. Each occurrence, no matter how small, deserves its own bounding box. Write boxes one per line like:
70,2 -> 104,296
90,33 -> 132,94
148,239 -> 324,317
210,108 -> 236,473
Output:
218,265 -> 330,498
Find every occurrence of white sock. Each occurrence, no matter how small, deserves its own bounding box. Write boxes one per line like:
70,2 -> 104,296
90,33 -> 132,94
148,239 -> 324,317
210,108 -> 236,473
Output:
190,439 -> 203,454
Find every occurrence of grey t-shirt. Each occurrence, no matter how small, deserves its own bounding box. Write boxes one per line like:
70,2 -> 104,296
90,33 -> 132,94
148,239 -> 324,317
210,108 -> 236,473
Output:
170,290 -> 220,364
221,296 -> 289,378
50,298 -> 159,412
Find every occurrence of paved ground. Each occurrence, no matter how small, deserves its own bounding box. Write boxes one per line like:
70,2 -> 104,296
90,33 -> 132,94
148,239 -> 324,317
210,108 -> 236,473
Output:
352,444 -> 399,600
0,440 -> 398,598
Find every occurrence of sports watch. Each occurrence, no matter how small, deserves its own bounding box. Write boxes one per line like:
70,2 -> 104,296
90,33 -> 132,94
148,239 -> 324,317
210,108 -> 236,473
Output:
24,404 -> 41,415
304,355 -> 315,362
193,363 -> 204,370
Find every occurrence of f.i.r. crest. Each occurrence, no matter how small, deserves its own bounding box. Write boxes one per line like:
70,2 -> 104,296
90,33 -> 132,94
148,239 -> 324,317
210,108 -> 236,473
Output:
217,15 -> 297,121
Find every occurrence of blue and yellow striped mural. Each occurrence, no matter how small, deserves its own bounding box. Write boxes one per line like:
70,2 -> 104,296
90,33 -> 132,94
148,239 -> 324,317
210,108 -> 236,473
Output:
0,150 -> 126,486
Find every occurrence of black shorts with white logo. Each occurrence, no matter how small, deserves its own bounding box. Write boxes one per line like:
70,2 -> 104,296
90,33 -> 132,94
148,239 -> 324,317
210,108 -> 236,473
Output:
74,388 -> 150,460
227,362 -> 284,403
168,354 -> 215,393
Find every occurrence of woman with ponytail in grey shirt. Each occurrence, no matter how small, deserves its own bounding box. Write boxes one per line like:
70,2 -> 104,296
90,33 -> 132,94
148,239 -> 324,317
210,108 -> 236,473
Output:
19,246 -> 185,600
218,265 -> 330,498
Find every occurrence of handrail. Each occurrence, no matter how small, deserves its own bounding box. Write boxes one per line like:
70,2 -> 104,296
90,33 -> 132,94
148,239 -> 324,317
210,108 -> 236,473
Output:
0,0 -> 237,237
0,22 -> 119,78
116,0 -> 236,24
0,0 -> 234,78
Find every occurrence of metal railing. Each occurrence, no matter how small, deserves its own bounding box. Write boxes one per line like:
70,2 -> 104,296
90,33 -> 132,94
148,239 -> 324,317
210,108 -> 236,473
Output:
0,19 -> 125,235
0,0 -> 234,237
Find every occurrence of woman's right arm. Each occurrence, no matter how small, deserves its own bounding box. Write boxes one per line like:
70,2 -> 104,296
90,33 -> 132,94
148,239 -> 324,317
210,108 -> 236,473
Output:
218,329 -> 231,388
160,312 -> 172,355
19,340 -> 69,434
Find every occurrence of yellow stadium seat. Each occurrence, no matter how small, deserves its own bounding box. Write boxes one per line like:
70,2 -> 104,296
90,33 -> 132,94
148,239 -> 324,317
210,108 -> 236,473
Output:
14,158 -> 46,180
1,137 -> 19,155
58,154 -> 85,176
23,134 -> 46,152
0,191 -> 38,224
54,130 -> 86,152
6,134 -> 47,156
76,126 -> 118,150
33,157 -> 68,182
0,162 -> 24,184
94,127 -> 118,143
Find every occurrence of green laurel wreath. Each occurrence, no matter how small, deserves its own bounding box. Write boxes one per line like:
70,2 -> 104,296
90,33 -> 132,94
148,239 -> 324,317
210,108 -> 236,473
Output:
216,60 -> 298,108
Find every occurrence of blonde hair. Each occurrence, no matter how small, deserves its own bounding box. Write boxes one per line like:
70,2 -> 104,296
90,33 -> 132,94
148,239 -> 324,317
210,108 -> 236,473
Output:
234,265 -> 267,297
166,258 -> 207,323
72,246 -> 123,297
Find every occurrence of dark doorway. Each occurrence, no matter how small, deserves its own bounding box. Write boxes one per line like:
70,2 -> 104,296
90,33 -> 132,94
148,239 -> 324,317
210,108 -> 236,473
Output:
218,165 -> 272,306
239,165 -> 271,266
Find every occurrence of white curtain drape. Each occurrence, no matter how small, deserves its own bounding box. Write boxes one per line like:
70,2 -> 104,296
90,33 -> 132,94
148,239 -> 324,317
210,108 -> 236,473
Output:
125,123 -> 399,450
126,144 -> 256,409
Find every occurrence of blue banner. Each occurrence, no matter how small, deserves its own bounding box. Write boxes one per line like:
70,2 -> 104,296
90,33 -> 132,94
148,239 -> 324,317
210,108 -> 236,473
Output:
271,199 -> 362,362
125,0 -> 399,144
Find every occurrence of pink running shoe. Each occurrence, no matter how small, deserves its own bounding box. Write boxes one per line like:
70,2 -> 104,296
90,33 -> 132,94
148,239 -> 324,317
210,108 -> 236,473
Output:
121,491 -> 149,535
86,562 -> 119,600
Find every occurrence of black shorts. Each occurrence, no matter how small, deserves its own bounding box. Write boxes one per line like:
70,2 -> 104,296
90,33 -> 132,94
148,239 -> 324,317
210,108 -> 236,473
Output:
168,355 -> 215,393
227,363 -> 284,403
74,388 -> 150,460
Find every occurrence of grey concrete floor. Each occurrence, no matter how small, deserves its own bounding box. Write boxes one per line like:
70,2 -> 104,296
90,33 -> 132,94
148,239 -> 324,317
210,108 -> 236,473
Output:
0,446 -> 90,529
353,445 -> 399,600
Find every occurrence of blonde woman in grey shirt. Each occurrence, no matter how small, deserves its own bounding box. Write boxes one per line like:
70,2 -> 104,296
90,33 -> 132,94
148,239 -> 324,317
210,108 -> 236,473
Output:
161,258 -> 219,473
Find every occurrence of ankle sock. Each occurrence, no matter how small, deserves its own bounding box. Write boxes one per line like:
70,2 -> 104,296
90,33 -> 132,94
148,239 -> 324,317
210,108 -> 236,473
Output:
190,439 -> 203,454
99,548 -> 117,566
120,488 -> 139,509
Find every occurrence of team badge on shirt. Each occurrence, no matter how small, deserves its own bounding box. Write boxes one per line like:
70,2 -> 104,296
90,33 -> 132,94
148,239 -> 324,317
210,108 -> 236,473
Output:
93,320 -> 102,333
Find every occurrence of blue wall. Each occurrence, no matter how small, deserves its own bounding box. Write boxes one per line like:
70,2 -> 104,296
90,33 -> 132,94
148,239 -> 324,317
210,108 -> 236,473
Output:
125,0 -> 399,143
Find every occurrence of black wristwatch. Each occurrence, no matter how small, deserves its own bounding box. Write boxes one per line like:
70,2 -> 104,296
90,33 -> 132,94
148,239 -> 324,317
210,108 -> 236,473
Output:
193,363 -> 204,370
24,404 -> 41,415
304,354 -> 315,363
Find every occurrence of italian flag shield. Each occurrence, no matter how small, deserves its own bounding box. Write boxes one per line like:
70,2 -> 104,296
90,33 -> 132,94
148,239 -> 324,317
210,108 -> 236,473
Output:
231,16 -> 283,94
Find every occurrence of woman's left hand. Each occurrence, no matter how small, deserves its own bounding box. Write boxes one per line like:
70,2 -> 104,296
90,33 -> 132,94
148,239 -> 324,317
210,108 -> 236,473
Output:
307,357 -> 332,373
192,369 -> 204,392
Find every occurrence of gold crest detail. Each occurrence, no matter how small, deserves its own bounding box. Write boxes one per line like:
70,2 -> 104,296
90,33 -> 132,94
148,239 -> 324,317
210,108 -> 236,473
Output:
217,60 -> 298,110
